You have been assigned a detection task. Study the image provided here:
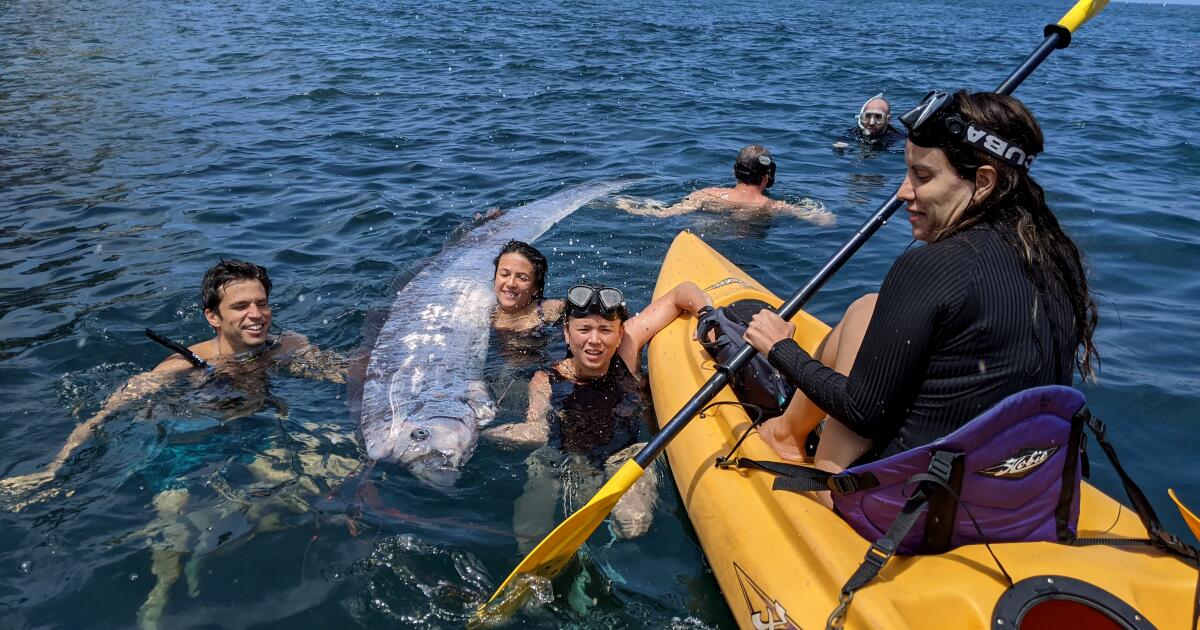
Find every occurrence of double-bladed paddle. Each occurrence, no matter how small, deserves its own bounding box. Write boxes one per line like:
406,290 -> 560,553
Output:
480,0 -> 1112,615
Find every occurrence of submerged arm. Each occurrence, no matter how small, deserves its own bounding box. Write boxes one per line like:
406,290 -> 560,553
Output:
615,191 -> 709,217
277,332 -> 348,384
1,362 -> 187,497
773,199 -> 837,227
482,371 -> 551,447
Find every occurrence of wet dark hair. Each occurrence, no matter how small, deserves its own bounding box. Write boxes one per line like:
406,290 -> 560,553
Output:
935,91 -> 1099,381
201,259 -> 272,313
493,240 -> 548,302
733,145 -> 775,186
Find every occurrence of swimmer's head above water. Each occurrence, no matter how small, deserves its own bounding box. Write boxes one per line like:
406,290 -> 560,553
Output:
200,259 -> 273,354
493,240 -> 548,312
733,145 -> 776,189
563,284 -> 628,376
858,93 -> 892,137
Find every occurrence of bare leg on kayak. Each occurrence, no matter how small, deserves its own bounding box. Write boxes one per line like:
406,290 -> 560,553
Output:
757,294 -> 878,478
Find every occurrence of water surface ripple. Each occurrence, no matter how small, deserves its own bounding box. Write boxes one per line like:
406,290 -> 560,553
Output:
1,0 -> 1197,627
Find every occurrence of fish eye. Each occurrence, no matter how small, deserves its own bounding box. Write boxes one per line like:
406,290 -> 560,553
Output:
411,428 -> 430,441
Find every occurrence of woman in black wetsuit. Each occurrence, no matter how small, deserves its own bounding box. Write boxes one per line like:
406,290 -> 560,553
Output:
486,280 -> 711,547
744,91 -> 1099,503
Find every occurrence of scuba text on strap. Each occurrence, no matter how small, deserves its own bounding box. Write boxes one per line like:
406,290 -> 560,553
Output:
898,90 -> 1039,170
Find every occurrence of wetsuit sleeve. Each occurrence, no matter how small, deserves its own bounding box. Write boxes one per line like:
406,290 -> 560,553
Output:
767,247 -> 960,439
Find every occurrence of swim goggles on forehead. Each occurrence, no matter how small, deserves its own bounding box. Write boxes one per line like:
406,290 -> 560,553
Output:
899,91 -> 1038,171
566,285 -> 626,315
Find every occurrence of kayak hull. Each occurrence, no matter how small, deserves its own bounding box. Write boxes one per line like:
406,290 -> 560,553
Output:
648,231 -> 1194,630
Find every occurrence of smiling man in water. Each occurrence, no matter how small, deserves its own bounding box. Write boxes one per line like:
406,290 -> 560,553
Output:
1,259 -> 340,494
0,258 -> 349,628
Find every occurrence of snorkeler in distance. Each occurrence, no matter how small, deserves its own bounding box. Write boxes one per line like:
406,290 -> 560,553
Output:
834,93 -> 906,150
0,259 -> 350,628
492,240 -> 565,333
615,145 -> 836,226
485,281 -> 711,547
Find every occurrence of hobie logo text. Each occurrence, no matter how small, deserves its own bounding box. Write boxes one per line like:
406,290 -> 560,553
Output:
979,446 -> 1059,480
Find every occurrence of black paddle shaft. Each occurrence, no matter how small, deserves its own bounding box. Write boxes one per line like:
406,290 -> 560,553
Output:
635,29 -> 1069,470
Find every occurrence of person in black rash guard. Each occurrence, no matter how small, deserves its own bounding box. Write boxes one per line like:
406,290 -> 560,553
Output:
485,281 -> 710,548
744,91 -> 1099,507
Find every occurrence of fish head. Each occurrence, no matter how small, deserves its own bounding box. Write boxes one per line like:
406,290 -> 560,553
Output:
386,398 -> 479,487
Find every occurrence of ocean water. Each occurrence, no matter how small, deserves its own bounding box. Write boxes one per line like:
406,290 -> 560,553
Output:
1,0 -> 1197,627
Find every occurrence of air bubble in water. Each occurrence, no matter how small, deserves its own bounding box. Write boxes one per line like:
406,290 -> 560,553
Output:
18,561 -> 31,575
298,294 -> 306,302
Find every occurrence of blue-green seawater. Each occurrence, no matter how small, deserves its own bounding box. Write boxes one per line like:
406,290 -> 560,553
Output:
1,0 -> 1197,627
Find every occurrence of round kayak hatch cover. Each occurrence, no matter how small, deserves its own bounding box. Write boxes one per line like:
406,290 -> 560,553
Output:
992,574 -> 1154,630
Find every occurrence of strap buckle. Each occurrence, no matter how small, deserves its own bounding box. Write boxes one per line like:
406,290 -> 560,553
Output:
828,474 -> 858,495
863,538 -> 896,570
927,450 -> 955,482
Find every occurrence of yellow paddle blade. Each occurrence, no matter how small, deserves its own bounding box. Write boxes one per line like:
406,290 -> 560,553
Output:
1056,0 -> 1109,34
482,459 -> 645,608
1168,488 -> 1200,542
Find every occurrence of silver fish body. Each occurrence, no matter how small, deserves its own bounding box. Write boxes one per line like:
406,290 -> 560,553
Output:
360,181 -> 629,485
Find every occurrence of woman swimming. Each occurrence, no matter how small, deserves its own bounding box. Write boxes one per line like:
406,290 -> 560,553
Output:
743,91 -> 1098,506
486,281 -> 710,545
491,240 -> 565,333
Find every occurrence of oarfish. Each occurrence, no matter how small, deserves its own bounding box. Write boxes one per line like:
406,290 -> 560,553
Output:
360,181 -> 629,486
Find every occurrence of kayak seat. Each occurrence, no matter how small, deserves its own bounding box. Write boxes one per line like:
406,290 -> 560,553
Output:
835,385 -> 1084,554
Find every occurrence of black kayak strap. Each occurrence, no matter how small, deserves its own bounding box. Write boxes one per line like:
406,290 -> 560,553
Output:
826,451 -> 960,629
720,458 -> 882,495
1079,408 -> 1200,563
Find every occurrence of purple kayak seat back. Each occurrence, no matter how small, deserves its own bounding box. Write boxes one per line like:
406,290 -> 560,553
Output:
832,385 -> 1086,554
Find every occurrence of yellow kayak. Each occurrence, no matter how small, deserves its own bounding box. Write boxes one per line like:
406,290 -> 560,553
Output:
648,231 -> 1196,630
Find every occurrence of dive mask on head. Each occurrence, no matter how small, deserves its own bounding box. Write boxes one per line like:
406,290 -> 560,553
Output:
566,284 -> 627,319
733,154 -> 776,188
899,91 -> 1038,170
857,93 -> 890,133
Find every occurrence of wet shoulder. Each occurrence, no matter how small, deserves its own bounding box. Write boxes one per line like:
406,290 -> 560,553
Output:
540,299 -> 565,324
